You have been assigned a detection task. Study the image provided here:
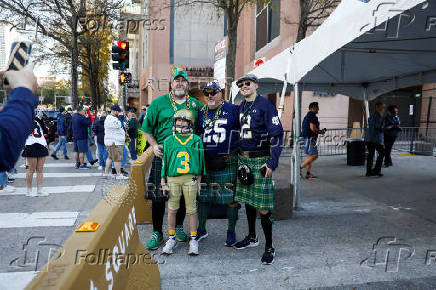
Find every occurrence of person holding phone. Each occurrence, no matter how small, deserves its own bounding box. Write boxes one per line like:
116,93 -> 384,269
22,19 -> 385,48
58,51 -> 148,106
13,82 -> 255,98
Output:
0,64 -> 38,172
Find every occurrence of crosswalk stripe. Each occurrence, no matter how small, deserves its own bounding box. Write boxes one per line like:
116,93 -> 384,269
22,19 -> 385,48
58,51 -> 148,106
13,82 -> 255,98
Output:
0,212 -> 79,228
15,173 -> 102,178
0,185 -> 96,196
20,163 -> 76,168
0,271 -> 37,290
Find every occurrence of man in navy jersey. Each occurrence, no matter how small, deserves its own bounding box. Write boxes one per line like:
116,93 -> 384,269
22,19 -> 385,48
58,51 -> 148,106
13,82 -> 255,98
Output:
196,81 -> 240,246
233,73 -> 284,265
300,102 -> 326,179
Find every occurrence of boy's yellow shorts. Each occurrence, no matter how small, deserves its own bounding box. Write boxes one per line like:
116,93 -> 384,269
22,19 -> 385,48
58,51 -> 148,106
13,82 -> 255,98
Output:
167,174 -> 198,214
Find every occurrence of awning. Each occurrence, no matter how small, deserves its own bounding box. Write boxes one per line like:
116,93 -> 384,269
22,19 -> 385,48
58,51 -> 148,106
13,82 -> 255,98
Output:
288,0 -> 434,101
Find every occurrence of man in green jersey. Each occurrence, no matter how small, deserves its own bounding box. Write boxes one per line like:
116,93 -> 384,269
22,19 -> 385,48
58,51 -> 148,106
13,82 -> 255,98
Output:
161,109 -> 205,255
141,66 -> 203,250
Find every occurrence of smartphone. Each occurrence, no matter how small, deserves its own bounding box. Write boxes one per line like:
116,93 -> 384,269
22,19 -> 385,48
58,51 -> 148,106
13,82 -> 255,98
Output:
260,166 -> 267,177
3,41 -> 33,85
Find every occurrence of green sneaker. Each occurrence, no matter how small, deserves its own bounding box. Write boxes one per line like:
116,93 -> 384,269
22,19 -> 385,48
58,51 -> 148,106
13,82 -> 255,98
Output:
175,225 -> 188,242
147,231 -> 163,250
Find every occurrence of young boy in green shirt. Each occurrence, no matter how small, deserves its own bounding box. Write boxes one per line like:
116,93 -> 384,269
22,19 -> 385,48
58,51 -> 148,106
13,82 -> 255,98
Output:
161,109 -> 206,255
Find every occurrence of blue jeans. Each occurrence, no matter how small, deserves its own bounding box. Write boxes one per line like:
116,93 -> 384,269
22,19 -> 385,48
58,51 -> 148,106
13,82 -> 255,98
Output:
97,143 -> 108,167
86,148 -> 94,162
53,136 -> 67,156
129,137 -> 137,160
122,145 -> 128,167
88,132 -> 94,145
0,172 -> 7,187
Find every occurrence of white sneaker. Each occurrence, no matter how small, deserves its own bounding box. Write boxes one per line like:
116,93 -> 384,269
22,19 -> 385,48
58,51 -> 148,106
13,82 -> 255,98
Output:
188,239 -> 199,256
162,238 -> 177,255
97,166 -> 103,170
25,188 -> 36,197
36,188 -> 49,197
2,185 -> 16,193
115,174 -> 129,180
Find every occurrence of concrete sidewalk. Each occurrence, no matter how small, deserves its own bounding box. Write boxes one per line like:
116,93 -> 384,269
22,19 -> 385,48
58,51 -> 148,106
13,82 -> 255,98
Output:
138,154 -> 436,289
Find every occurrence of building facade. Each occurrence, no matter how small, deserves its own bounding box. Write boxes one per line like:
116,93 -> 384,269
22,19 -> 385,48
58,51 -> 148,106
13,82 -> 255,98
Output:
233,0 -> 353,132
138,0 -> 225,106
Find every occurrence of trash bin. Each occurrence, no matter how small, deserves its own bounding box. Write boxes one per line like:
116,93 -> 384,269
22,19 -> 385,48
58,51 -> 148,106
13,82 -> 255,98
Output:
346,138 -> 365,166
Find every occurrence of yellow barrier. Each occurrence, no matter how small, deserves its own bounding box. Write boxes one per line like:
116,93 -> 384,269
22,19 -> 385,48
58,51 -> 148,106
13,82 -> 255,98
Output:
130,147 -> 154,224
25,158 -> 160,289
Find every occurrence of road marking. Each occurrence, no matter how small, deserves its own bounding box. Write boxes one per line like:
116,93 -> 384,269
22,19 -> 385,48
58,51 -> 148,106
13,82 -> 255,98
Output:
16,173 -> 102,178
20,163 -> 76,168
0,185 -> 96,196
0,271 -> 37,290
0,212 -> 79,228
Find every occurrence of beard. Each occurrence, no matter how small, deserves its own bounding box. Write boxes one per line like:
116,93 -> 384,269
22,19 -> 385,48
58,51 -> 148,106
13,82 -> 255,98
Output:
174,89 -> 186,97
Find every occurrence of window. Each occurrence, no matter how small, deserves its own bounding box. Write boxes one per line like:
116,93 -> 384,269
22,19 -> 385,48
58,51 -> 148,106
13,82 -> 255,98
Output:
256,0 -> 280,51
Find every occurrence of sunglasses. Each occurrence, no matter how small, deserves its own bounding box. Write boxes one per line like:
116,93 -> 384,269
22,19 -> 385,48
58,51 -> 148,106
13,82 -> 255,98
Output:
203,90 -> 218,97
237,81 -> 251,88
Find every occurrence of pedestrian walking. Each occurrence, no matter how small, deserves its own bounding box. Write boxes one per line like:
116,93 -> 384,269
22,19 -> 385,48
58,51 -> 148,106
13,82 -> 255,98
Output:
104,105 -> 128,179
65,107 -> 73,143
127,109 -> 138,163
72,106 -> 91,169
365,102 -> 385,177
22,115 -> 49,196
92,111 -> 108,170
300,102 -> 326,179
384,104 -> 401,167
51,106 -> 69,160
138,105 -> 147,128
233,74 -> 284,265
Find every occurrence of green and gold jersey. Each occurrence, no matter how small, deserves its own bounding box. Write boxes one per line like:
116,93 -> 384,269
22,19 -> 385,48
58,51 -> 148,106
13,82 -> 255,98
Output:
141,93 -> 203,144
161,133 -> 206,178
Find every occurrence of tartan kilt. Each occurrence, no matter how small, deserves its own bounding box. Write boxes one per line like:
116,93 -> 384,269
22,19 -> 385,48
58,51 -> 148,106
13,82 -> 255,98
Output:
199,154 -> 238,204
235,155 -> 274,210
145,156 -> 165,202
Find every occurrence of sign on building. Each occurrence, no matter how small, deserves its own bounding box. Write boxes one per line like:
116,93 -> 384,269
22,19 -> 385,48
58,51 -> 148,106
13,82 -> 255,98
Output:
214,37 -> 227,89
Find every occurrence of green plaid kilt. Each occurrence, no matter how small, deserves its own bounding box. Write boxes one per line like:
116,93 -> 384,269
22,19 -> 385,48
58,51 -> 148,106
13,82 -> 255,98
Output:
145,156 -> 165,202
199,154 -> 238,204
235,155 -> 274,210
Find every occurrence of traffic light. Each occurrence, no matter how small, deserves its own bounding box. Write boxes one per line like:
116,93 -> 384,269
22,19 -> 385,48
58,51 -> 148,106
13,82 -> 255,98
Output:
112,41 -> 129,70
119,72 -> 132,85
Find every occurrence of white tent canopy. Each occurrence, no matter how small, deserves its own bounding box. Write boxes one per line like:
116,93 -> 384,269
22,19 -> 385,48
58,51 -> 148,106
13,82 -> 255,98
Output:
288,0 -> 434,101
231,48 -> 292,101
288,0 -> 436,209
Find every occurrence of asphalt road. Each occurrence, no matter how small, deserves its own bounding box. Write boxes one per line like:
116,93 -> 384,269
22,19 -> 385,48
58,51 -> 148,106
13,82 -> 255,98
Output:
138,153 -> 436,289
0,144 -> 118,289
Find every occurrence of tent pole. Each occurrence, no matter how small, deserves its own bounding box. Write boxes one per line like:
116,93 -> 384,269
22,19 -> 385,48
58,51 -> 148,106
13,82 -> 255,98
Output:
278,78 -> 287,119
363,86 -> 370,124
293,82 -> 302,209
279,59 -> 292,119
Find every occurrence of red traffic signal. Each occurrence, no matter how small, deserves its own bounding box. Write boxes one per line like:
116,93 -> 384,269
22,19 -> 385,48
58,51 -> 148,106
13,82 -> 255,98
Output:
118,41 -> 128,50
112,41 -> 129,70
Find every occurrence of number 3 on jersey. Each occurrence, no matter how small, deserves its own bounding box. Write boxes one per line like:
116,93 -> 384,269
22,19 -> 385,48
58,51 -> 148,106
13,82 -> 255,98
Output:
240,114 -> 252,139
177,151 -> 190,174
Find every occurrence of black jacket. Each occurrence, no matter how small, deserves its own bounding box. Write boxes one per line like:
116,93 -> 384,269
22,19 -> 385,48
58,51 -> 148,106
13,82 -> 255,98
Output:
92,117 -> 106,145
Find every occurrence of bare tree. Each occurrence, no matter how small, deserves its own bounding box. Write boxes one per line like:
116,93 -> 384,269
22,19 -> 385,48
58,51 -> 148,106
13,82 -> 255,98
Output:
0,0 -> 121,109
286,0 -> 340,42
166,0 -> 267,97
